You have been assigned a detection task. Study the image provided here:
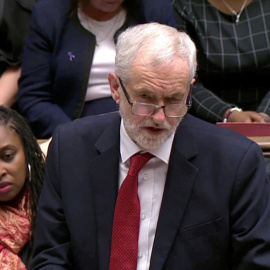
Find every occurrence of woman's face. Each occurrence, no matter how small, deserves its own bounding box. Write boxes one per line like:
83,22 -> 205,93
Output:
87,0 -> 124,14
0,125 -> 27,202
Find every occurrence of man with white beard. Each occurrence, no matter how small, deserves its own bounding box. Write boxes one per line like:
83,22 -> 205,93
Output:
31,23 -> 270,270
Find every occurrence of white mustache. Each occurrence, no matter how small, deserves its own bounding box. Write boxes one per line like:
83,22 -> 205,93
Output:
139,119 -> 171,130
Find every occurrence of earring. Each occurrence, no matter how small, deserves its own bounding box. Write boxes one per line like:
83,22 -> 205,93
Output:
28,164 -> 32,183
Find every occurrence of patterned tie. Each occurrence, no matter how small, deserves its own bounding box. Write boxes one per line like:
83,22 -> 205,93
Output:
109,152 -> 153,270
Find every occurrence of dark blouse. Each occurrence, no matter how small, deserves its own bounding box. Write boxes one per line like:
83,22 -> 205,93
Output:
173,0 -> 270,122
0,0 -> 37,75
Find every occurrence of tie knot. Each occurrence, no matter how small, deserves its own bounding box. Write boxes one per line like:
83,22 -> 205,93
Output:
128,152 -> 153,177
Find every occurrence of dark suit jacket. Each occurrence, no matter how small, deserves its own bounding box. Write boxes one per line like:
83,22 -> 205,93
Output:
17,0 -> 175,139
31,113 -> 270,269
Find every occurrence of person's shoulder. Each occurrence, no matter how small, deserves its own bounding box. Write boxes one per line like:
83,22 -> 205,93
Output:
32,0 -> 71,19
51,113 -> 121,149
176,115 -> 266,169
56,112 -> 121,137
75,111 -> 120,125
30,0 -> 72,36
34,0 -> 70,9
180,114 -> 257,150
182,114 -> 247,138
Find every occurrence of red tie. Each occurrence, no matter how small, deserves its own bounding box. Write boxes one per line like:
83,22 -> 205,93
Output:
109,152 -> 153,270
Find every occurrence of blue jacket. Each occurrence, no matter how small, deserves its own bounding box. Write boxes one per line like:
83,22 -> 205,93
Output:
31,113 -> 270,269
18,0 -> 175,138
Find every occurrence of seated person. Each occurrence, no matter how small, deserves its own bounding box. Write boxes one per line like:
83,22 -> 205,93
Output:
172,0 -> 270,123
17,0 -> 175,139
0,106 -> 45,268
31,23 -> 270,269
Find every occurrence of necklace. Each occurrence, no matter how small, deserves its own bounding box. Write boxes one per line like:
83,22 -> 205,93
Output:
221,0 -> 248,24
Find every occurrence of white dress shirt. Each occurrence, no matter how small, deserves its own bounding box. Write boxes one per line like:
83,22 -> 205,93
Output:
119,120 -> 175,269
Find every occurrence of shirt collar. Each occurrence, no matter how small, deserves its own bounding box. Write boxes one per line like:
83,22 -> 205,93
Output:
120,120 -> 175,164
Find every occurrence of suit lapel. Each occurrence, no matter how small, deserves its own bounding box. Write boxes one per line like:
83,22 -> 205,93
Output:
89,117 -> 121,270
150,120 -> 199,269
87,114 -> 199,269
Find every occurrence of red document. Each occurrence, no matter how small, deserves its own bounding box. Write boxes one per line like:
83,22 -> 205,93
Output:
217,122 -> 270,137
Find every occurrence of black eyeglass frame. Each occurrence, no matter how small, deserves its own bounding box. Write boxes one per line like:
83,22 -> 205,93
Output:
118,76 -> 192,118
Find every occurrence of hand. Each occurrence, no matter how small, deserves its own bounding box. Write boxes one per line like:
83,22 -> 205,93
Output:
0,66 -> 21,107
228,110 -> 266,123
259,112 -> 270,122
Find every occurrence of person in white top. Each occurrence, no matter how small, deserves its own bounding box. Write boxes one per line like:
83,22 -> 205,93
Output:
18,0 -> 176,140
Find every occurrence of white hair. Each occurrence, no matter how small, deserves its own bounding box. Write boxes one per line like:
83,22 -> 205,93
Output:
115,22 -> 197,84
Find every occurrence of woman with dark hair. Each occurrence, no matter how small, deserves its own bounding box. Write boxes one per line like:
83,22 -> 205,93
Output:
0,106 -> 45,268
18,0 -> 175,139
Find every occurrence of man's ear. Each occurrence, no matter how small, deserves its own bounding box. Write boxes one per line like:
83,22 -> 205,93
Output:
108,72 -> 121,105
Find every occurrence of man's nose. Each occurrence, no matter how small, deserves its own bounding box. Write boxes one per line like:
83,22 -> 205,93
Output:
152,106 -> 166,123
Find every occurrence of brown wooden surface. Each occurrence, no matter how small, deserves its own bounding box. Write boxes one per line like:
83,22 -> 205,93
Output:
248,136 -> 270,150
248,136 -> 270,157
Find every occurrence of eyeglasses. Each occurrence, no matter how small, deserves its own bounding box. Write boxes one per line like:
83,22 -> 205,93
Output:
118,77 -> 191,118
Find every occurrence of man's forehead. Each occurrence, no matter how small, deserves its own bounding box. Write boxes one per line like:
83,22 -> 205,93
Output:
130,54 -> 189,75
129,61 -> 190,88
